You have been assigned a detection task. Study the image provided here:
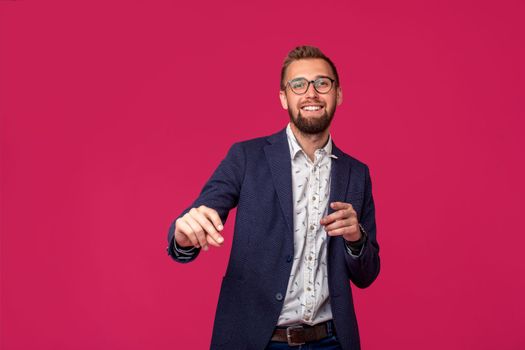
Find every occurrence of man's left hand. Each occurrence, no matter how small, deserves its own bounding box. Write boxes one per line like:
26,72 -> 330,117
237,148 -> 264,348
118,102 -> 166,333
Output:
320,202 -> 361,242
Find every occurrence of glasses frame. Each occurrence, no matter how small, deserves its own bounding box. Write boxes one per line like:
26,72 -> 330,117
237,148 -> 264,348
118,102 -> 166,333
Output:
286,77 -> 336,95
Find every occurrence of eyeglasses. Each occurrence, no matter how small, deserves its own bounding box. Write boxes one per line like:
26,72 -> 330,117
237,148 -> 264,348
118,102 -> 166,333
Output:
286,77 -> 336,95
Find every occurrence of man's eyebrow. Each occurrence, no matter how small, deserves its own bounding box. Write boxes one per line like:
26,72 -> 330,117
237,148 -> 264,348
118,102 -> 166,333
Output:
314,75 -> 332,79
290,75 -> 332,81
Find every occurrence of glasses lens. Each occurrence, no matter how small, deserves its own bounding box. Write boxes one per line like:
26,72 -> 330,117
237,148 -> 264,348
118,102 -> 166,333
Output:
314,78 -> 333,93
289,78 -> 308,94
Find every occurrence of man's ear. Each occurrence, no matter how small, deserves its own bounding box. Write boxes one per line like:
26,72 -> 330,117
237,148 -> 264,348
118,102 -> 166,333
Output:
336,86 -> 343,106
279,90 -> 289,110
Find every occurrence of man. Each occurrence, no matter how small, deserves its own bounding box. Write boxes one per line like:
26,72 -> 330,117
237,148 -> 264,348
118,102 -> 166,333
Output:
167,46 -> 380,350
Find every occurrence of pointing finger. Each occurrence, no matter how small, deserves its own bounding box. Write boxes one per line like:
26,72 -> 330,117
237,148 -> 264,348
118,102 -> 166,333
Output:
321,209 -> 346,225
200,206 -> 224,231
330,202 -> 351,210
200,207 -> 225,245
206,234 -> 222,248
321,202 -> 355,225
191,208 -> 223,247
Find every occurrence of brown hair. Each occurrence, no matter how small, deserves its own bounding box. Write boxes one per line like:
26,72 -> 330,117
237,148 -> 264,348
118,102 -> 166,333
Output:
280,45 -> 340,90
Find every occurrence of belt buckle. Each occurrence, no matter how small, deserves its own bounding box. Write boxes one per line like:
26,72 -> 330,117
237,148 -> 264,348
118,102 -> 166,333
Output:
286,325 -> 306,346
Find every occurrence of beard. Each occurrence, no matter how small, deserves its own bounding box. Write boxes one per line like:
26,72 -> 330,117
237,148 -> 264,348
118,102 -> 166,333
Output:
288,104 -> 336,135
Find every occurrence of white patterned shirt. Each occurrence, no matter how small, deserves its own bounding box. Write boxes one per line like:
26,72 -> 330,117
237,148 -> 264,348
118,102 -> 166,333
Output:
276,123 -> 339,326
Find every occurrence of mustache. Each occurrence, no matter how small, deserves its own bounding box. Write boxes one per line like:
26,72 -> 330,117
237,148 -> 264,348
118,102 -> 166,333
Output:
299,99 -> 325,107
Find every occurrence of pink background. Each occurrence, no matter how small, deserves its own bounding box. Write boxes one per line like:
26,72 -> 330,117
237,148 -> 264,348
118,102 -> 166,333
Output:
1,0 -> 524,349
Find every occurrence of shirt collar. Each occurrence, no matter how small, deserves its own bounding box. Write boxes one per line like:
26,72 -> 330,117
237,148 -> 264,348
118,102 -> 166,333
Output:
285,123 -> 338,160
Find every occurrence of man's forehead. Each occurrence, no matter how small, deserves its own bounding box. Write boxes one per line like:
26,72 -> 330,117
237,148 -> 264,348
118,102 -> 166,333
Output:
286,58 -> 334,79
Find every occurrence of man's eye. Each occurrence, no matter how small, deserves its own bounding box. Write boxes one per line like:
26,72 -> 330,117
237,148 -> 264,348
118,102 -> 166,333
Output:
291,82 -> 306,89
316,80 -> 329,87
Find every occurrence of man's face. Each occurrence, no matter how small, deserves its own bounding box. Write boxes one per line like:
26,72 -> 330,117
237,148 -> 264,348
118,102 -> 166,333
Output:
279,58 -> 343,135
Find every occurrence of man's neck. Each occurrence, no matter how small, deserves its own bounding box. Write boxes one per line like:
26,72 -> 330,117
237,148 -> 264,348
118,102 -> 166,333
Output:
289,123 -> 330,162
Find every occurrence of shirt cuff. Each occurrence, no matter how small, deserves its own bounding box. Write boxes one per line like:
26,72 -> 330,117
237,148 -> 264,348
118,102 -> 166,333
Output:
167,237 -> 199,263
344,224 -> 367,258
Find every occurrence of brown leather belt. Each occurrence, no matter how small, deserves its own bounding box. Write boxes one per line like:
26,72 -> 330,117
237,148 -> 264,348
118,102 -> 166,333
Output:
270,320 -> 336,346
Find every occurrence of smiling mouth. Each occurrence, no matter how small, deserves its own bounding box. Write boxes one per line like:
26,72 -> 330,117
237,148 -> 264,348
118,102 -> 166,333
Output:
301,105 -> 323,111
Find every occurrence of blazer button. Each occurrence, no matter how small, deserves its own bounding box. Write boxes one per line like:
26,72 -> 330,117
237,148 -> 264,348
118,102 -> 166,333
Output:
286,255 -> 292,263
275,293 -> 284,301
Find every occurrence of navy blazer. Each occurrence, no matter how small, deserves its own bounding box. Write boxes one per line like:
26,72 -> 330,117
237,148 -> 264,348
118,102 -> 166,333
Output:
167,127 -> 380,350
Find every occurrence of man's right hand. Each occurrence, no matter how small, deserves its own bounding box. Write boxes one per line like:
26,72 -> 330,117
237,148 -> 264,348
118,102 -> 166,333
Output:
174,205 -> 225,251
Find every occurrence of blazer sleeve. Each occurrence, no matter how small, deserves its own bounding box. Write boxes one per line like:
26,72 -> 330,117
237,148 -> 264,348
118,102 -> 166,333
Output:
166,142 -> 246,263
343,165 -> 381,288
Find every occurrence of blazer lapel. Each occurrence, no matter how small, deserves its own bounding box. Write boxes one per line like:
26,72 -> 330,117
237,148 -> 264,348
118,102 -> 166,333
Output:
327,142 -> 351,244
328,142 -> 351,209
264,128 -> 294,237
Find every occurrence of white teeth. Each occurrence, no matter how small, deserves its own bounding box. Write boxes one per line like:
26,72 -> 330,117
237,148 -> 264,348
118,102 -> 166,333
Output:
302,106 -> 321,111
